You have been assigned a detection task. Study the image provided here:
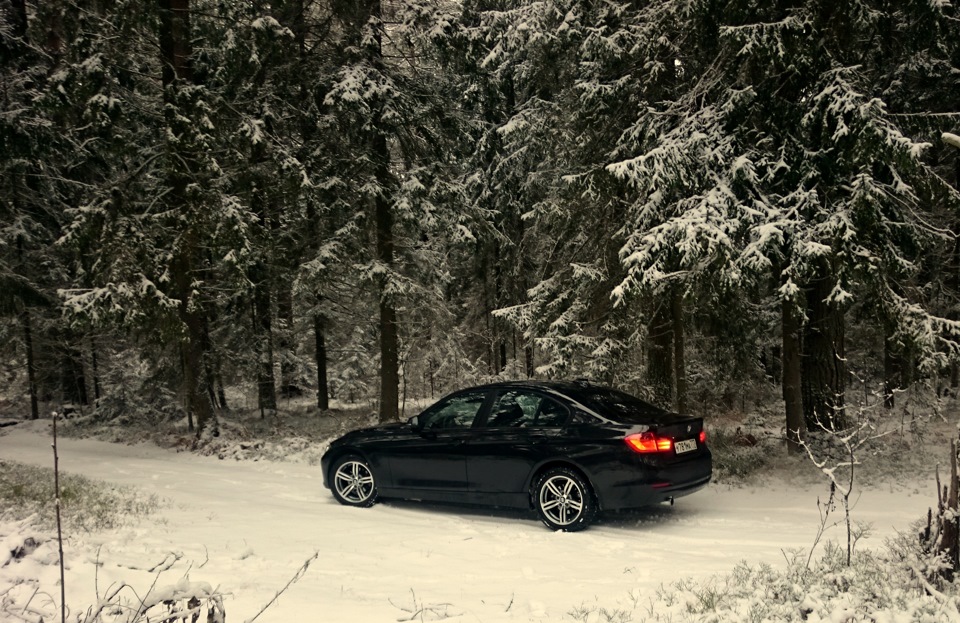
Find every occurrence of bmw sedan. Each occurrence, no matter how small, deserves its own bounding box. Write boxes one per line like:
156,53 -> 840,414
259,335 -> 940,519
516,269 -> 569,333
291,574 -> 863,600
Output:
320,380 -> 711,531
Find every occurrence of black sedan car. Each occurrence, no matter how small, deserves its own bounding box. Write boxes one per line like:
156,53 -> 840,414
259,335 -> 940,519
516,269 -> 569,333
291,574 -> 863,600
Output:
320,380 -> 711,531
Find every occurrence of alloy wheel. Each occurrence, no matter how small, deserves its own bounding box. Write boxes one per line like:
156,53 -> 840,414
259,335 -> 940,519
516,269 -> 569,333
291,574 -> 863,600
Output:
538,474 -> 585,526
333,459 -> 376,505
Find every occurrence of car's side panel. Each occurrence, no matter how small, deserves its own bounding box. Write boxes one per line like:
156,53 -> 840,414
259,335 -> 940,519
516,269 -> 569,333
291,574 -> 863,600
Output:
368,389 -> 493,499
463,427 -> 550,495
463,389 -> 580,505
370,429 -> 473,493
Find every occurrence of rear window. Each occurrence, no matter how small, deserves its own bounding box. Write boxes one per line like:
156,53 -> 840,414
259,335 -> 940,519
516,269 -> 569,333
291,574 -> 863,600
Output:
579,389 -> 674,424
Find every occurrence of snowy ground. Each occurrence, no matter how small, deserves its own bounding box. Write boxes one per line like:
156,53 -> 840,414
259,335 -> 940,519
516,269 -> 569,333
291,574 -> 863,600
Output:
0,419 -> 945,622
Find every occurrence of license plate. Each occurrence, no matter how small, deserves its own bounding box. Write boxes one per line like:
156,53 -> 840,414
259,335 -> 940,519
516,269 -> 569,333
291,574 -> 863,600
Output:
674,439 -> 697,454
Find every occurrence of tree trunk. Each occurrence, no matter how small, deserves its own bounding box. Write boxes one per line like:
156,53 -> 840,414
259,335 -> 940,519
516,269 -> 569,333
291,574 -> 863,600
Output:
277,281 -> 301,397
15,232 -> 40,420
60,341 -> 88,407
179,343 -> 193,432
314,312 -> 329,411
200,317 -> 221,410
374,116 -> 399,423
378,290 -> 400,422
939,439 -> 960,578
172,237 -> 213,433
90,338 -> 101,402
377,216 -> 400,422
159,0 -> 192,86
760,346 -> 782,383
252,262 -> 277,416
9,0 -> 26,38
367,0 -> 399,424
21,310 -> 39,420
493,260 -> 507,375
159,0 -> 214,435
801,260 -> 846,430
953,157 -> 960,393
883,328 -> 900,409
671,290 -> 687,413
201,316 -> 227,410
1,0 -> 27,62
647,300 -> 674,407
782,298 -> 805,453
373,120 -> 399,419
216,373 -> 227,411
199,311 -> 227,409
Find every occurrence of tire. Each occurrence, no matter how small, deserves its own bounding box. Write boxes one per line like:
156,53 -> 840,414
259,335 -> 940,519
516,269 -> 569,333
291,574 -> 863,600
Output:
330,455 -> 378,507
532,467 -> 596,532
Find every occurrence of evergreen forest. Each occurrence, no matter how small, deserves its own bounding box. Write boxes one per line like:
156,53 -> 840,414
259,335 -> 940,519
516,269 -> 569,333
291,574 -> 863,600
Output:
3,0 -> 960,447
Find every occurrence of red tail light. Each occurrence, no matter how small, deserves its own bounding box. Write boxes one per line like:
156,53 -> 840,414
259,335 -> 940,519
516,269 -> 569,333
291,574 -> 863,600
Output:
698,430 -> 707,444
625,432 -> 673,453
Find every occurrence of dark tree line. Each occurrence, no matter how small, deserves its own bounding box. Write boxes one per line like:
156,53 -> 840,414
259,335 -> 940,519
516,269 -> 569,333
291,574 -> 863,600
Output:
2,0 -> 959,446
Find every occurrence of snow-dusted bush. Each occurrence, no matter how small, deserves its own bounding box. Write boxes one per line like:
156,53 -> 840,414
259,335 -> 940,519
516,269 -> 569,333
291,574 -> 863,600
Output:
79,578 -> 225,623
706,426 -> 774,482
86,376 -> 183,429
1,517 -> 224,623
0,460 -> 161,532
567,536 -> 958,622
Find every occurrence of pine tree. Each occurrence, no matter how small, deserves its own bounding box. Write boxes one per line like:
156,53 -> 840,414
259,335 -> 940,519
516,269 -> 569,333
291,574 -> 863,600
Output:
0,0 -> 71,419
321,0 -> 471,421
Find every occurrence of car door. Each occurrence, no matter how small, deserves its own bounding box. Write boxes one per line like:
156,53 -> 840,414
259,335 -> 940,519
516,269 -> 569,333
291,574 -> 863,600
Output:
464,389 -> 570,507
380,389 -> 490,501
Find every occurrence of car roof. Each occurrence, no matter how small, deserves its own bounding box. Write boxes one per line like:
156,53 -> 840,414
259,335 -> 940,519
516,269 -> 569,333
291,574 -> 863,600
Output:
453,379 -> 674,419
460,379 -> 634,402
466,379 -> 600,394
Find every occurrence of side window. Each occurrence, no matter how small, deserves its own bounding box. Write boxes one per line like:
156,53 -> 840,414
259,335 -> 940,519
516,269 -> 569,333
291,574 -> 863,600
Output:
488,391 -> 531,428
487,391 -> 569,429
533,397 -> 569,428
420,392 -> 486,430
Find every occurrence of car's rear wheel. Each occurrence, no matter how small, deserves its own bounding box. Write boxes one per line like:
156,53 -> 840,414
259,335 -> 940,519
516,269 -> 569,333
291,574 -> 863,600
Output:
533,467 -> 596,532
331,455 -> 378,507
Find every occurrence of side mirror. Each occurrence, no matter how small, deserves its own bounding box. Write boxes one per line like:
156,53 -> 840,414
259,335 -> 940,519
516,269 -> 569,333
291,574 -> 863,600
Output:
408,415 -> 420,430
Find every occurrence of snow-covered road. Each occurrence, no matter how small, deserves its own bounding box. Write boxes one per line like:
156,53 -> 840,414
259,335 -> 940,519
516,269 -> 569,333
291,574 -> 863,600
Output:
0,423 -> 938,622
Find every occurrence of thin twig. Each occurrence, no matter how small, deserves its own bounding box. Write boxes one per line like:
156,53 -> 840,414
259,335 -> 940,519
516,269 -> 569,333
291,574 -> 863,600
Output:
243,551 -> 319,623
52,412 -> 66,623
94,545 -> 102,601
19,585 -> 40,616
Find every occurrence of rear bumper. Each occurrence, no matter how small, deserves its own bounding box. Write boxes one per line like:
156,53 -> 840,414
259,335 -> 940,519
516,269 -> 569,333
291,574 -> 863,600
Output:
594,451 -> 712,511
651,473 -> 712,499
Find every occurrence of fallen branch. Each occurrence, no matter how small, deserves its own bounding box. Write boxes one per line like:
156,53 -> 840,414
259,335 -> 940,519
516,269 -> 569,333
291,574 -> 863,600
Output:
146,551 -> 183,573
909,562 -> 949,604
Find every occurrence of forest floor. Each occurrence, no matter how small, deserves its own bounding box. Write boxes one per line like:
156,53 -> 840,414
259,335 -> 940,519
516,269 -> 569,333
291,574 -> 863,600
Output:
0,395 -> 958,622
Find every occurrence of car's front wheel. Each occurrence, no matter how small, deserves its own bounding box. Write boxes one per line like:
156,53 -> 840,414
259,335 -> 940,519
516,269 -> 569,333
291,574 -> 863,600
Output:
331,455 -> 378,507
533,467 -> 596,532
